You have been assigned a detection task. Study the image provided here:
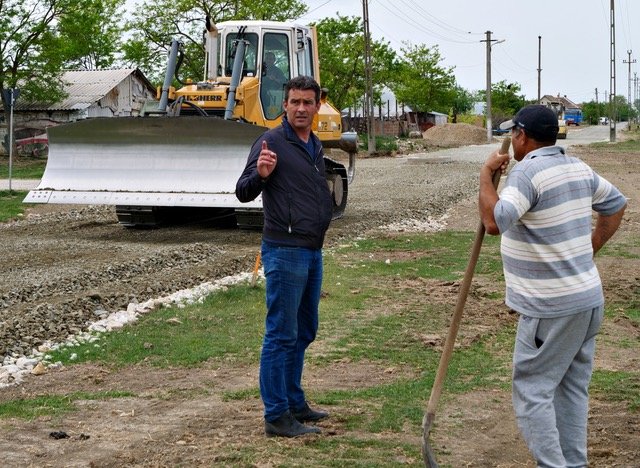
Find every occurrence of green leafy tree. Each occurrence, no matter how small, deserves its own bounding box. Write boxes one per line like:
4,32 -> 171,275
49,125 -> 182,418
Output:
450,85 -> 474,123
478,80 -> 526,125
314,15 -> 398,113
370,38 -> 400,110
122,0 -> 308,84
390,42 -> 455,114
314,16 -> 362,113
609,95 -> 636,122
0,0 -> 68,116
57,0 -> 125,70
581,100 -> 606,125
1,0 -> 125,130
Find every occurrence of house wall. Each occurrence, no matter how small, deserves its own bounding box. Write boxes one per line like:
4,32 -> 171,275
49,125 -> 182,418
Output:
1,74 -> 156,155
342,117 -> 403,137
89,75 -> 155,118
433,114 -> 447,126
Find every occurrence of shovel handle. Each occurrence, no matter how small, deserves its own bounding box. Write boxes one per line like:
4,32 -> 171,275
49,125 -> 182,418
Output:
425,136 -> 511,417
251,251 -> 261,287
422,137 -> 510,466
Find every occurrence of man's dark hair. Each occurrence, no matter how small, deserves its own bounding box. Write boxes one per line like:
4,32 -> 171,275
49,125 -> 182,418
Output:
284,76 -> 321,103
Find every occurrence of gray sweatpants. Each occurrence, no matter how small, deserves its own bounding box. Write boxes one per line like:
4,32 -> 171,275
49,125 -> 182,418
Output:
512,306 -> 604,468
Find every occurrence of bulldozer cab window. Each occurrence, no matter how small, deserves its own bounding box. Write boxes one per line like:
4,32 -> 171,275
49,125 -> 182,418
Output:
261,33 -> 290,120
225,33 -> 259,77
296,36 -> 315,78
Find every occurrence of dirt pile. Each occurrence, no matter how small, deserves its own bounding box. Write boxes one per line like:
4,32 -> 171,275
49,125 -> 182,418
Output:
422,123 -> 494,147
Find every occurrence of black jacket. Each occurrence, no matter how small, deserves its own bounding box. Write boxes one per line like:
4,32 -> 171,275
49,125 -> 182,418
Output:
235,118 -> 333,249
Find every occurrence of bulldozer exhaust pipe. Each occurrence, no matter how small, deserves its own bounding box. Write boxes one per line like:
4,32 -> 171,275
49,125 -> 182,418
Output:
158,40 -> 181,113
224,34 -> 248,120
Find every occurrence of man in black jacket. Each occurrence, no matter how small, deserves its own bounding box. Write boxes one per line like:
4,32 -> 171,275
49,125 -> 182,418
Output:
236,76 -> 331,437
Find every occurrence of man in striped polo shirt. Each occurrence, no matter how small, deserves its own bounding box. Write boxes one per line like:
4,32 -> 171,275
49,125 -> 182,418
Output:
478,105 -> 627,468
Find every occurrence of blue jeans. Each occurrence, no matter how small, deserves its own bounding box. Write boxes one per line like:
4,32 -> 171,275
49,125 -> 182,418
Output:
259,241 -> 323,422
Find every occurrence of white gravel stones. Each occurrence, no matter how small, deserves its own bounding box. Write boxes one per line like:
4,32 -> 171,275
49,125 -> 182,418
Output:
0,270 -> 263,389
380,215 -> 447,233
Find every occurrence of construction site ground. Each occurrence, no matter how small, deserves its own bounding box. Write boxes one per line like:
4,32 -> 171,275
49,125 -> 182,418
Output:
0,125 -> 638,467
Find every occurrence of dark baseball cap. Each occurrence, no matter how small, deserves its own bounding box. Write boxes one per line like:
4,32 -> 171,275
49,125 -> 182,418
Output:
500,105 -> 559,141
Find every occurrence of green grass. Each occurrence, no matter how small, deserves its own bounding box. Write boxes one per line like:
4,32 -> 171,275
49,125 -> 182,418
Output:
47,285 -> 266,368
598,234 -> 640,259
335,233 -> 503,281
2,229 -> 637,463
42,230 -> 513,440
589,133 -> 640,152
0,391 -> 134,420
358,134 -> 399,153
375,135 -> 399,152
41,231 -> 639,416
0,158 -> 46,178
0,190 -> 29,222
39,230 -> 517,444
591,370 -> 640,411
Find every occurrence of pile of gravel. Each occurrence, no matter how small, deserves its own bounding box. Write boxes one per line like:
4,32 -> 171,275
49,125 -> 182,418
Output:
422,123 -> 494,147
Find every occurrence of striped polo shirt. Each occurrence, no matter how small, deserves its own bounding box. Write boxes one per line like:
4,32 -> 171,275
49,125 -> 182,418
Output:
494,145 -> 627,318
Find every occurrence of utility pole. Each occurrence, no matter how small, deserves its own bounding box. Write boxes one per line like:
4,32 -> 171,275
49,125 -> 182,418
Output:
595,88 -> 599,105
634,72 -> 638,119
362,0 -> 375,153
623,50 -> 636,108
537,36 -> 542,104
609,0 -> 616,142
1,88 -> 20,192
481,31 -> 504,144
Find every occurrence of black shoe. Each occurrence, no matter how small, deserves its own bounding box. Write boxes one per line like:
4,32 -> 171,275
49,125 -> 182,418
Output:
291,402 -> 329,422
265,410 -> 321,437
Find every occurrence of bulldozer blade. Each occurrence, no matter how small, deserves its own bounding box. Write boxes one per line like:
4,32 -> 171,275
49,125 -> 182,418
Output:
24,116 -> 268,209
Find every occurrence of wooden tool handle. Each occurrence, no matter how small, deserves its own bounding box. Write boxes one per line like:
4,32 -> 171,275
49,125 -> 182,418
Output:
425,136 -> 510,415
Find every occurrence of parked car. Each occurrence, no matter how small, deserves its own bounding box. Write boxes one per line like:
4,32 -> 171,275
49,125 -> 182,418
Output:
599,117 -> 609,125
557,120 -> 568,139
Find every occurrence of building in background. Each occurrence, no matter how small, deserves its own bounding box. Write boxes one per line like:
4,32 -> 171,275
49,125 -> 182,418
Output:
540,94 -> 583,125
1,68 -> 156,156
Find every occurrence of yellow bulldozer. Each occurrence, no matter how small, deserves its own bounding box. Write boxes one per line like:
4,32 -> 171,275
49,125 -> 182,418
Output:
25,18 -> 357,228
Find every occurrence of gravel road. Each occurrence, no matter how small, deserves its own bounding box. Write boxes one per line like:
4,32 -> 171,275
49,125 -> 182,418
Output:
0,125 -> 612,362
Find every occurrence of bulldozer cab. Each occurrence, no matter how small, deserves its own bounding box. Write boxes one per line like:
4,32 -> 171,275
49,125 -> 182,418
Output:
216,21 -> 318,123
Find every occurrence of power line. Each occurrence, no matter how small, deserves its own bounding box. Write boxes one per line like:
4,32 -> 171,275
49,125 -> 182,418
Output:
303,0 -> 337,17
375,1 -> 477,45
395,0 -> 484,38
618,0 -> 634,53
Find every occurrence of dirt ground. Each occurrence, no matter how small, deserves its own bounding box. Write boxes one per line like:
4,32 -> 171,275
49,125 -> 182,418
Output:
0,139 -> 638,467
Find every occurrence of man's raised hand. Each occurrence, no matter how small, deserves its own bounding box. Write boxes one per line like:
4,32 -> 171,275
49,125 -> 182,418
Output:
257,140 -> 277,179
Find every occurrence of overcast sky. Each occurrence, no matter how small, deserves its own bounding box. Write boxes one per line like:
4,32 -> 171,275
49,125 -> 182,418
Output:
298,0 -> 639,104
